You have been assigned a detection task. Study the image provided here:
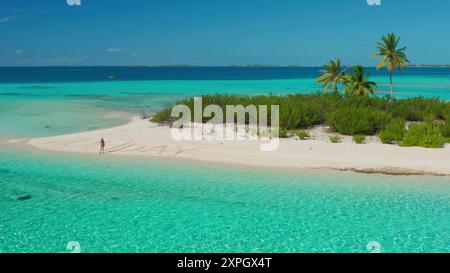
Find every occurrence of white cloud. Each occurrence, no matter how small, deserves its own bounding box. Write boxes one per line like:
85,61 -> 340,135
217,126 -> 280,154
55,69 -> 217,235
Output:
0,16 -> 14,23
16,49 -> 22,54
107,48 -> 120,53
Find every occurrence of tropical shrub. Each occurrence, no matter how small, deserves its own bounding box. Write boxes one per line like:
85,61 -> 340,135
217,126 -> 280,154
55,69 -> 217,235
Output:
438,119 -> 450,137
280,104 -> 317,129
151,108 -> 171,123
329,135 -> 342,143
438,119 -> 450,143
378,118 -> 406,144
279,128 -> 289,138
390,97 -> 448,122
297,130 -> 310,140
153,93 -> 450,137
326,107 -> 392,135
401,124 -> 445,148
353,135 -> 366,144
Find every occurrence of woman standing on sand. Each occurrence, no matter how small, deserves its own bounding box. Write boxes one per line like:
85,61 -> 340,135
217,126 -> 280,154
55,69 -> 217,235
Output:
100,138 -> 105,154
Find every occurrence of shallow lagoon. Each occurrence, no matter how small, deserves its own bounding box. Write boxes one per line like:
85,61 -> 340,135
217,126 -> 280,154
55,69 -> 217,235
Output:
0,144 -> 449,253
0,67 -> 449,253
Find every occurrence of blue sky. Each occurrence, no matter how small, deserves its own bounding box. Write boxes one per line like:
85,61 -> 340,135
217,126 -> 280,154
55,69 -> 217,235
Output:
1,0 -> 450,66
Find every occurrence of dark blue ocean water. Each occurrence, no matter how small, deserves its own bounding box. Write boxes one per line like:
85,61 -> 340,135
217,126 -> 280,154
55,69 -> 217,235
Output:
1,66 -> 450,83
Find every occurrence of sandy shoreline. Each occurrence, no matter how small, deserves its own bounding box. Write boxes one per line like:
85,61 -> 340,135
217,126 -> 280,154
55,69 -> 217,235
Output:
12,117 -> 450,176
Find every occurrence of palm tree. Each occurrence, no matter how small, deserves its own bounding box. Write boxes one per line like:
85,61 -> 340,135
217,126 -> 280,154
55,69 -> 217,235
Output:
372,33 -> 409,97
316,58 -> 349,94
343,66 -> 377,96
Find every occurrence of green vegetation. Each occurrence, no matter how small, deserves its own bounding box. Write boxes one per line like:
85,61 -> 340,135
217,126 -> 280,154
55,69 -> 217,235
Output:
279,128 -> 289,138
153,93 -> 449,148
390,97 -> 448,121
316,33 -> 409,98
154,93 -> 448,131
343,66 -> 377,96
353,135 -> 366,144
327,107 -> 391,135
151,33 -> 449,149
296,130 -> 310,140
401,124 -> 445,148
438,119 -> 450,143
329,135 -> 342,143
379,118 -> 407,144
316,58 -> 349,94
152,108 -> 171,123
372,33 -> 410,97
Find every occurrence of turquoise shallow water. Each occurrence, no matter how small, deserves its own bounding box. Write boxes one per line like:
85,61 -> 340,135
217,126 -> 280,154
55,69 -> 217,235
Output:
1,145 -> 449,253
1,76 -> 449,138
0,70 -> 449,253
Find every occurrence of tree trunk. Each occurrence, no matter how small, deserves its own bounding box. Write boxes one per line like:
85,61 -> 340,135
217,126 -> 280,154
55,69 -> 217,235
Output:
389,72 -> 394,97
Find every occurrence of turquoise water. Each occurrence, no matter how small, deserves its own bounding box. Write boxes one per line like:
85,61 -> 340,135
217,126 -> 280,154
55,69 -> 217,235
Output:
1,145 -> 449,253
1,76 -> 449,138
0,69 -> 449,253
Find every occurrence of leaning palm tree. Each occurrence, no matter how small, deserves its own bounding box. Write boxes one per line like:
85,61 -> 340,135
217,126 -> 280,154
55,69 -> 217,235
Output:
316,58 -> 349,94
372,33 -> 409,97
343,66 -> 377,96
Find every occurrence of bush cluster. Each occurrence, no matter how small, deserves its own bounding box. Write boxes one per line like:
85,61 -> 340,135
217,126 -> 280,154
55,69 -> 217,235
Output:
296,130 -> 310,140
401,124 -> 445,148
438,119 -> 450,142
152,93 -> 449,146
326,107 -> 391,135
379,118 -> 407,144
279,128 -> 289,138
353,135 -> 366,144
329,135 -> 342,143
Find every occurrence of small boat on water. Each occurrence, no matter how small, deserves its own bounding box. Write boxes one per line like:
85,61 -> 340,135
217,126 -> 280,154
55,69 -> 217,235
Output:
108,75 -> 116,80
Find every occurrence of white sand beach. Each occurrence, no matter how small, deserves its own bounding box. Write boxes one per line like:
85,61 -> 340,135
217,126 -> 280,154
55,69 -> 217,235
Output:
14,118 -> 450,176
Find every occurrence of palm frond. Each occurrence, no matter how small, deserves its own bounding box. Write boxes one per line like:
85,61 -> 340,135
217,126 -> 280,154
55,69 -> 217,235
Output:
316,58 -> 349,94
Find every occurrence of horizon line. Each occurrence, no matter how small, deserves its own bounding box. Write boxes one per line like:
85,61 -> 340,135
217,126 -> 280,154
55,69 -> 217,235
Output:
0,64 -> 447,68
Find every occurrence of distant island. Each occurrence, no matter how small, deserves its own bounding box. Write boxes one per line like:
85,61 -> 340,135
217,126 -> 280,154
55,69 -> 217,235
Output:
407,64 -> 450,68
126,64 -> 305,68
